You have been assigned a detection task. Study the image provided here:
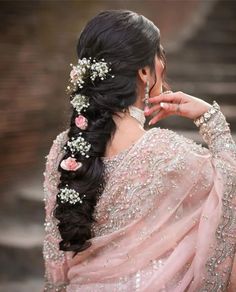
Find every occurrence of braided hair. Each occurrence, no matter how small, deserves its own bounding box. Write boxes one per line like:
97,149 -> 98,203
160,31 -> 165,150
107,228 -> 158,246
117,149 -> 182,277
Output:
53,9 -> 168,257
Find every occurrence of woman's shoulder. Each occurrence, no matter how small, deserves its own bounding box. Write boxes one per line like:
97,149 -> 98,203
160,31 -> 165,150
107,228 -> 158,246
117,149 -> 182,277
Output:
49,126 -> 209,161
145,126 -> 210,157
53,128 -> 69,147
45,128 -> 69,161
141,127 -> 212,177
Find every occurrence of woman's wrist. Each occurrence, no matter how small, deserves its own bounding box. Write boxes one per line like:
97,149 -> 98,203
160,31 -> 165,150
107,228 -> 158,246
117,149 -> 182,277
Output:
193,100 -> 220,127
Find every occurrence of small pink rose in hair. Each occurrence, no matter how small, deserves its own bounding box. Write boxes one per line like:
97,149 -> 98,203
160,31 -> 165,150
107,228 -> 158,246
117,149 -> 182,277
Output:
70,68 -> 79,83
75,115 -> 88,130
60,157 -> 82,171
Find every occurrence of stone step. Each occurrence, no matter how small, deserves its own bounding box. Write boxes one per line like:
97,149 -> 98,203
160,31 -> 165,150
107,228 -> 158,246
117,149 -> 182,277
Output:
0,191 -> 44,225
207,6 -> 236,19
186,39 -> 236,49
18,183 -> 44,202
204,18 -> 236,31
0,186 -> 45,281
207,12 -> 236,22
208,10 -> 236,20
167,62 -> 236,77
211,0 -> 236,12
168,48 -> 236,63
0,243 -> 44,282
204,21 -> 236,33
0,219 -> 43,249
168,82 -> 236,106
168,58 -> 236,69
0,218 -> 44,281
183,39 -> 236,50
188,33 -> 236,46
0,278 -> 44,292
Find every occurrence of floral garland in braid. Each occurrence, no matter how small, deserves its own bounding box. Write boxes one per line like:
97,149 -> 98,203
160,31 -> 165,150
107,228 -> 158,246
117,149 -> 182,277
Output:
57,57 -> 115,205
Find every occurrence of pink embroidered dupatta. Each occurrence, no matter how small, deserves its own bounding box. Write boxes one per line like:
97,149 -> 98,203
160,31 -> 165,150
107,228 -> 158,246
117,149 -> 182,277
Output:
43,109 -> 236,292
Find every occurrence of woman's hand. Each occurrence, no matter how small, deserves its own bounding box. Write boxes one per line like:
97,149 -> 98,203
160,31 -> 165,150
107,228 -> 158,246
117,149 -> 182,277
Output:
143,91 -> 212,125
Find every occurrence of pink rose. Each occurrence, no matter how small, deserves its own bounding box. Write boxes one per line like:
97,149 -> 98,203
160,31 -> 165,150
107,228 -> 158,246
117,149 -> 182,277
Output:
60,157 -> 82,171
75,115 -> 88,130
70,68 -> 79,83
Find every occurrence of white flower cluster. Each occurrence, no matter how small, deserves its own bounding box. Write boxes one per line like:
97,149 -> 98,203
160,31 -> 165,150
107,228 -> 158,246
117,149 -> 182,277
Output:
64,133 -> 91,158
67,57 -> 114,92
90,60 -> 111,81
69,58 -> 91,89
57,185 -> 85,204
70,94 -> 90,114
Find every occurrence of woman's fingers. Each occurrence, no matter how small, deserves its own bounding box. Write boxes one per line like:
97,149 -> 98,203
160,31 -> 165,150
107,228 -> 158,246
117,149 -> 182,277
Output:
148,91 -> 182,104
144,90 -> 212,121
160,102 -> 181,114
144,104 -> 161,115
148,109 -> 171,125
145,101 -> 181,117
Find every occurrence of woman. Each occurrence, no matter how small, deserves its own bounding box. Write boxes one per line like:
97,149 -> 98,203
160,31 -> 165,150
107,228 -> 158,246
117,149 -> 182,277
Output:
42,9 -> 236,291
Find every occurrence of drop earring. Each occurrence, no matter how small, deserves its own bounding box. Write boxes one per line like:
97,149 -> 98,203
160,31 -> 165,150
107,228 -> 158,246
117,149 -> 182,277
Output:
144,80 -> 150,107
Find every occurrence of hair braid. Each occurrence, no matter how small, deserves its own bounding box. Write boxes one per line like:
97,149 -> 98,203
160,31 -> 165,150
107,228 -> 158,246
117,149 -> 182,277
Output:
53,9 -> 168,257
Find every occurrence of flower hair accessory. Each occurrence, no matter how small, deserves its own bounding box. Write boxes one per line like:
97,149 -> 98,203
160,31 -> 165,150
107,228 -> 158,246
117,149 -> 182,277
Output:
57,185 -> 86,204
64,133 -> 91,158
60,157 -> 82,171
62,56 -> 113,174
70,94 -> 90,115
67,57 -> 115,92
70,94 -> 89,130
75,115 -> 88,130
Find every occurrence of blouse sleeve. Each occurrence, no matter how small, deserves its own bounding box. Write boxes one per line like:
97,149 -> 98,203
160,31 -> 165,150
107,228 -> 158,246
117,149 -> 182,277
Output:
164,106 -> 236,291
195,108 -> 236,291
42,129 -> 70,291
152,105 -> 236,291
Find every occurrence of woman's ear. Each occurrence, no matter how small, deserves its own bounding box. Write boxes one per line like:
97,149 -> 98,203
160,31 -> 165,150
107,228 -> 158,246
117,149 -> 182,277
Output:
137,66 -> 152,84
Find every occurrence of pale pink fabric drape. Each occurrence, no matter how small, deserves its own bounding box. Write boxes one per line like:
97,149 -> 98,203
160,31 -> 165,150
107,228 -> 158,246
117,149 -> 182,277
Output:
43,109 -> 236,291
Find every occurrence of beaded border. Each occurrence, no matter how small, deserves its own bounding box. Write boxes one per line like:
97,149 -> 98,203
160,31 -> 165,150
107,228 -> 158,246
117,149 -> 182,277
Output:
194,100 -> 220,127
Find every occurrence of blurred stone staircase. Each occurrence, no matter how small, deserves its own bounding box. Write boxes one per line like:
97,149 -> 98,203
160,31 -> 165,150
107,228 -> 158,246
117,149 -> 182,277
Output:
158,0 -> 236,143
0,181 -> 45,291
1,0 -> 236,291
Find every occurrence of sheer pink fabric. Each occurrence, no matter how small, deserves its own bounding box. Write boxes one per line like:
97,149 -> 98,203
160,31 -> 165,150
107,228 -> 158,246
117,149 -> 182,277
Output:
43,109 -> 236,291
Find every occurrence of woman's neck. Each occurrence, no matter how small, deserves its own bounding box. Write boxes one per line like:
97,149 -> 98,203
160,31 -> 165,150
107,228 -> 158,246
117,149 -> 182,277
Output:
104,114 -> 146,157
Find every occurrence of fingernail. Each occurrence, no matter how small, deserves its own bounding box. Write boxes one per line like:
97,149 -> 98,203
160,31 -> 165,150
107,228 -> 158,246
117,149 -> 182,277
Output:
148,120 -> 152,125
160,102 -> 167,108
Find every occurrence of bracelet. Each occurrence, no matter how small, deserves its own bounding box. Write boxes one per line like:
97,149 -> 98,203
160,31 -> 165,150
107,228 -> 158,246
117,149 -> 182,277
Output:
193,100 -> 220,127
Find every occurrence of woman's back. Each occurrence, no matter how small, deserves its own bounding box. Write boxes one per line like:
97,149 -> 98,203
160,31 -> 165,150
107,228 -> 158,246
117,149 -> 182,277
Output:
42,9 -> 236,292
43,112 -> 236,290
93,127 -> 207,236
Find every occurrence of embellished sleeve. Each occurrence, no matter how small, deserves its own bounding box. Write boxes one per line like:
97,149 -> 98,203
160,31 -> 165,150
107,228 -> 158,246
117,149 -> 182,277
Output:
42,129 -> 70,291
196,109 -> 236,291
198,109 -> 236,160
153,107 -> 236,291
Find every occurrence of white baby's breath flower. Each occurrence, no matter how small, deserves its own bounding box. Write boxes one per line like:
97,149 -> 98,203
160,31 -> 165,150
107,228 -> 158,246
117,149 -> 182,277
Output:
57,186 -> 86,204
90,60 -> 111,82
70,94 -> 90,114
66,136 -> 91,158
67,57 -> 114,92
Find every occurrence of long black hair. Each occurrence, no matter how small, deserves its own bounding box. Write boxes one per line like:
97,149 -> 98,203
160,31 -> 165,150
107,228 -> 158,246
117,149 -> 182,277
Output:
54,9 -> 168,257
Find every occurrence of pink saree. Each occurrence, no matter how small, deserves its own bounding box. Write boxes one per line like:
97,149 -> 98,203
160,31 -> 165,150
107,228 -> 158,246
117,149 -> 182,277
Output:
42,109 -> 236,291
